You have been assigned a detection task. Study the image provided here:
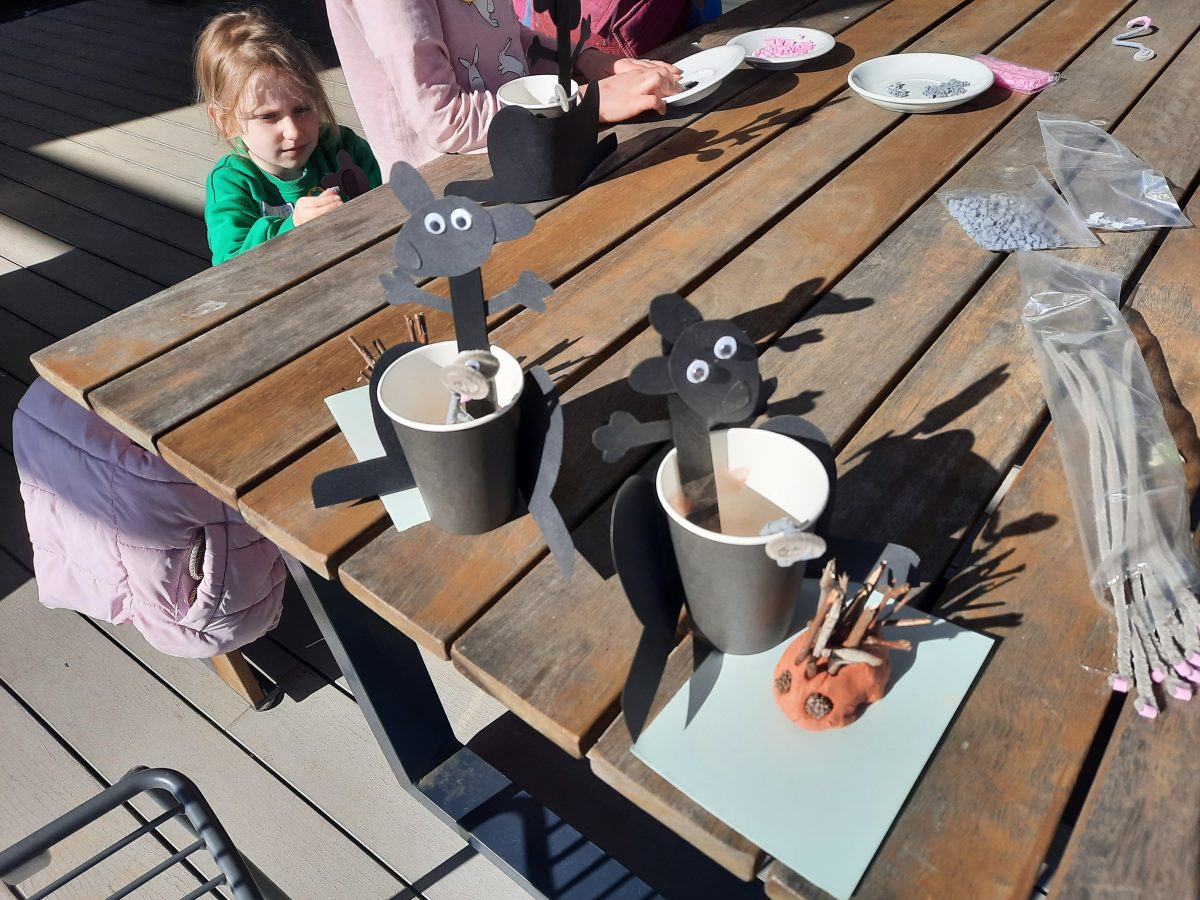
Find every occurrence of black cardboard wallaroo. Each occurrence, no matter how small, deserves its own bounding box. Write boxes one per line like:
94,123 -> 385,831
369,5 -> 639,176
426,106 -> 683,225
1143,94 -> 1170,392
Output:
310,163 -> 575,574
445,0 -> 615,204
595,293 -> 844,732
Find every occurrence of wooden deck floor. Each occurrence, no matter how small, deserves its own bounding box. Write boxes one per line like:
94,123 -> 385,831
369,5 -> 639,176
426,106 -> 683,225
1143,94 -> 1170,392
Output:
0,2 -> 777,898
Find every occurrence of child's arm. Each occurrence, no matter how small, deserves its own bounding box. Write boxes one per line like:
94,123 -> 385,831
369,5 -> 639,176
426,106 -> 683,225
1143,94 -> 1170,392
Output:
340,0 -> 507,156
205,164 -> 297,266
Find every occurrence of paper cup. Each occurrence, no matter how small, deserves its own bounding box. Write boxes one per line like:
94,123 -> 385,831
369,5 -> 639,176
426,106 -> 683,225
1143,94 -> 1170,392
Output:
497,75 -> 580,118
376,341 -> 524,534
656,427 -> 830,654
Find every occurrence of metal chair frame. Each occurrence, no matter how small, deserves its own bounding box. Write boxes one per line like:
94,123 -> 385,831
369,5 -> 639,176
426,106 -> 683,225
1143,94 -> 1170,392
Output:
0,767 -> 263,900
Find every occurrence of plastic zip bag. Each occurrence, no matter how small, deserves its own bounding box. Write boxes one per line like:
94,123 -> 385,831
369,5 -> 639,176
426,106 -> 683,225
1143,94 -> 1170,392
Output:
1037,113 -> 1191,230
1019,252 -> 1200,717
938,166 -> 1099,251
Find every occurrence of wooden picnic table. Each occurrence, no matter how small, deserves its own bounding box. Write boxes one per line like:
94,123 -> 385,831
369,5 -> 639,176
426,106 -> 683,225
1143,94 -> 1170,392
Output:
30,0 -> 1200,895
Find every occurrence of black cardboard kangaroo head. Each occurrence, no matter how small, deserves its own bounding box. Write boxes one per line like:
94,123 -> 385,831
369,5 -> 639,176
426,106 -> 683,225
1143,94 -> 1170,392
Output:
635,293 -> 762,425
390,162 -> 535,278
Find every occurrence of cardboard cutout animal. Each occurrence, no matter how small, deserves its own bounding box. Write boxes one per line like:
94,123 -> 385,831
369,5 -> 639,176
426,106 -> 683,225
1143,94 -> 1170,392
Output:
311,163 -> 573,576
445,0 -> 615,202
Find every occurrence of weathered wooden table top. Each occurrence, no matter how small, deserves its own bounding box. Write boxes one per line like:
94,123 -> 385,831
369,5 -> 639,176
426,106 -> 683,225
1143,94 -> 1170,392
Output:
32,0 -> 1200,896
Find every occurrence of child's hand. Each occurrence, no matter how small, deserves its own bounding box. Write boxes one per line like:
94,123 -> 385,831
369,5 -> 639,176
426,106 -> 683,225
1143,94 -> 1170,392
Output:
576,47 -> 681,82
590,68 -> 682,122
611,57 -> 683,80
293,187 -> 342,226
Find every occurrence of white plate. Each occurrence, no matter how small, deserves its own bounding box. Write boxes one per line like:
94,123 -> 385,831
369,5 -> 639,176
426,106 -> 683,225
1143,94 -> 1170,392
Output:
665,45 -> 746,106
847,52 -> 994,113
727,27 -> 835,70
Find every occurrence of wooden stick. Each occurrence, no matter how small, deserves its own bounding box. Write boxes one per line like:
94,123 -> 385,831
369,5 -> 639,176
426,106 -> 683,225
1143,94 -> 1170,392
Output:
863,636 -> 912,651
844,597 -> 880,649
792,561 -> 838,665
883,617 -> 933,628
348,335 -> 375,368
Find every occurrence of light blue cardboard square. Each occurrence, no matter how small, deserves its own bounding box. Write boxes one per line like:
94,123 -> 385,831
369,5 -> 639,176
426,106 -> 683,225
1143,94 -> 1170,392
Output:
632,603 -> 993,899
324,387 -> 430,532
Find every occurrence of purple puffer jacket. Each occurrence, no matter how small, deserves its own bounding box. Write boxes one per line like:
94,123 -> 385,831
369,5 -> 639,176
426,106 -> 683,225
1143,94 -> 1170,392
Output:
14,379 -> 285,658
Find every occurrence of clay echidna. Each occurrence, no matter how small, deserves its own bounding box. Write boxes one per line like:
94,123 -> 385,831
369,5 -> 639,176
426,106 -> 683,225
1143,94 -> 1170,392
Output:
773,559 -> 925,730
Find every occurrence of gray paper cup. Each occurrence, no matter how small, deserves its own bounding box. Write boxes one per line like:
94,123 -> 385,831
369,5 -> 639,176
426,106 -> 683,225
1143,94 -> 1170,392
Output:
656,428 -> 830,655
376,341 -> 524,534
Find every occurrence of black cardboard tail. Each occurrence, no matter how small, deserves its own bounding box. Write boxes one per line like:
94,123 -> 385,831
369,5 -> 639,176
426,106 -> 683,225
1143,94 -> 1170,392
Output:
445,84 -> 616,204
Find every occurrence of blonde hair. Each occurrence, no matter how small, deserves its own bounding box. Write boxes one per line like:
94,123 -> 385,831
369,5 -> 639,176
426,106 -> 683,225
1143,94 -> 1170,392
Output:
194,7 -> 337,147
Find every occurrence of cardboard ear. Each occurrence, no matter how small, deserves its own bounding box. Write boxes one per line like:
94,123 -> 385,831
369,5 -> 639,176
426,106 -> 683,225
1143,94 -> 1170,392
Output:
649,293 -> 703,345
390,161 -> 434,213
491,203 -> 536,243
629,358 -> 674,395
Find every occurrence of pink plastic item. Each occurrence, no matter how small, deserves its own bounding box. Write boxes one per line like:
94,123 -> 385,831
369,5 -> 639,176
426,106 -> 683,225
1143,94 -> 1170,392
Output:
753,36 -> 816,58
973,54 -> 1059,93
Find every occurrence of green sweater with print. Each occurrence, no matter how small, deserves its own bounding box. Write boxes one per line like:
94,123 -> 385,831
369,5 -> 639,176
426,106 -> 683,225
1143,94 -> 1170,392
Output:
204,125 -> 382,265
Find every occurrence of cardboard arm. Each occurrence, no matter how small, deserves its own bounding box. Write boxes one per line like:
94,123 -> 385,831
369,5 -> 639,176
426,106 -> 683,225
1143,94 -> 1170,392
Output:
518,366 -> 574,579
592,411 -> 673,462
312,456 -> 415,508
486,270 -> 552,314
380,272 -> 454,314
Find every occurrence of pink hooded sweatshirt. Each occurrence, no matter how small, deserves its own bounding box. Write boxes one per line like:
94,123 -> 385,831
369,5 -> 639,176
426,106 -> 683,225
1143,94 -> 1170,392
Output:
326,0 -> 554,174
14,379 -> 285,659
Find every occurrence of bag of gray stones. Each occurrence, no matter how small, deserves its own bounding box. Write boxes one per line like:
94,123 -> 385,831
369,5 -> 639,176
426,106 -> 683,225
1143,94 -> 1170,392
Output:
938,166 -> 1100,252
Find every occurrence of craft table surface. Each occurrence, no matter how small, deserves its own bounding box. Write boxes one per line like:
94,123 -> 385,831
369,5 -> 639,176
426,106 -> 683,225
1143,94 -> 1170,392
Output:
31,0 -> 1200,896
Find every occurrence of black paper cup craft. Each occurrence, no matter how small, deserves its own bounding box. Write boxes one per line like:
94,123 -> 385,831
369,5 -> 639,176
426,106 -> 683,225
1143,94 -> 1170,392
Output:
497,75 -> 580,118
376,341 -> 524,535
656,427 -> 830,655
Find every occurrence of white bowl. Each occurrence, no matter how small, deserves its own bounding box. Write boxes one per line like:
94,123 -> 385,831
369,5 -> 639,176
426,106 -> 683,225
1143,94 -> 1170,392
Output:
847,53 -> 993,113
497,75 -> 580,118
727,27 -> 835,70
665,45 -> 746,106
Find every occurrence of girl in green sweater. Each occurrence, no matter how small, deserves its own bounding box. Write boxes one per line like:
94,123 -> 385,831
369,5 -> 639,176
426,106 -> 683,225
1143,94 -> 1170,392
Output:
196,9 -> 382,265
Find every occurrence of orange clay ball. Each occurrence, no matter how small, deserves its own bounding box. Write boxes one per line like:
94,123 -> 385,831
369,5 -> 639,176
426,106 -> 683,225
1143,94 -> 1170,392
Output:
773,637 -> 891,730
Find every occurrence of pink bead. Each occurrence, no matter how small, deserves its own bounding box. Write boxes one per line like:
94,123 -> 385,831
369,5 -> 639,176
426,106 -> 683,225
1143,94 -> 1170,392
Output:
1189,652 -> 1200,667
1151,669 -> 1166,683
1136,701 -> 1159,719
1110,676 -> 1130,693
1174,660 -> 1195,677
1171,685 -> 1194,701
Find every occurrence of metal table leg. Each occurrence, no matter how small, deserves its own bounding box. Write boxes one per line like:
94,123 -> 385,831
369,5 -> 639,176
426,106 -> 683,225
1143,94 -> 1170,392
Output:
284,555 -> 657,900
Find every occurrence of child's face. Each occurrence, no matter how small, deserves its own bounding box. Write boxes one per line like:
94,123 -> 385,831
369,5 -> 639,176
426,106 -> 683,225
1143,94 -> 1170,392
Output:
234,70 -> 319,180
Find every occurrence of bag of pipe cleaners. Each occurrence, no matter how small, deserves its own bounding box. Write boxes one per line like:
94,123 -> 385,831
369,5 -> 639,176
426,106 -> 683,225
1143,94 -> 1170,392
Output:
1019,252 -> 1200,719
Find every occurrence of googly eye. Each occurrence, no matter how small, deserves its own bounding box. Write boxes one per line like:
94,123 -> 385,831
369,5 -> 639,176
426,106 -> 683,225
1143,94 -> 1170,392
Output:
686,359 -> 710,384
450,208 -> 473,230
424,212 -> 446,234
713,335 -> 738,360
